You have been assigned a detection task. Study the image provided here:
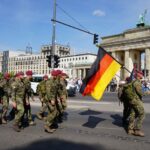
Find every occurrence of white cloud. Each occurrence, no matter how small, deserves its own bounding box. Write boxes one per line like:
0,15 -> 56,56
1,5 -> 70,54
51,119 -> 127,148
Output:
92,9 -> 105,17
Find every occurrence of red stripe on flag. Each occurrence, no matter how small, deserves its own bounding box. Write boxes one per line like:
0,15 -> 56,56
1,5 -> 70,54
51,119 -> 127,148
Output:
83,54 -> 113,95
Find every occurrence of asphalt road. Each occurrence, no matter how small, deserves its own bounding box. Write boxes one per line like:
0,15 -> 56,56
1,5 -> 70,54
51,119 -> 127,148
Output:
0,92 -> 150,150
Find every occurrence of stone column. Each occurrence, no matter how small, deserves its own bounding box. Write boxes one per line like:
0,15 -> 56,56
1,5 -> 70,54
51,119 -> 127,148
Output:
145,48 -> 150,79
83,68 -> 86,78
124,50 -> 130,78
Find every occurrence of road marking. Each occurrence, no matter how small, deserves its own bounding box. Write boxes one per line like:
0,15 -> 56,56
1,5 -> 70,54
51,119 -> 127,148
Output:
68,100 -> 114,105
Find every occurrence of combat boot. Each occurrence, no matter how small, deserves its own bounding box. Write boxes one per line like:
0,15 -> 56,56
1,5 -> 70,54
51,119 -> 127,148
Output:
134,130 -> 145,137
13,123 -> 21,132
44,125 -> 55,133
36,113 -> 43,120
127,129 -> 134,135
29,121 -> 36,126
2,118 -> 7,124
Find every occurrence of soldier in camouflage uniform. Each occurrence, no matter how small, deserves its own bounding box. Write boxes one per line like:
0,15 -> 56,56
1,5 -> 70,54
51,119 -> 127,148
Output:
56,72 -> 68,123
44,70 -> 59,133
0,72 -> 3,124
0,73 -> 11,124
128,71 -> 150,137
11,72 -> 25,132
23,70 -> 35,126
8,72 -> 17,120
36,75 -> 48,120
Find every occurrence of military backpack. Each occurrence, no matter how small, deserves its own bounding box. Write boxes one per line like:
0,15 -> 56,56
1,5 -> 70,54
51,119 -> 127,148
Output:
118,80 -> 136,102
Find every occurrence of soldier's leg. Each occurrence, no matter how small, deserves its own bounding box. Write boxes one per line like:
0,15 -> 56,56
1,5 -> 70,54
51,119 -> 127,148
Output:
36,102 -> 47,120
26,103 -> 36,126
128,107 -> 135,134
2,95 -> 9,124
44,104 -> 58,133
122,101 -> 130,125
14,102 -> 24,132
55,99 -> 64,123
133,100 -> 145,137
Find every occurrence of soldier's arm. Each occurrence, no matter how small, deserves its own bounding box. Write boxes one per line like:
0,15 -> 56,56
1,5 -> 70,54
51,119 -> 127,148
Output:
11,82 -> 17,102
46,80 -> 56,102
133,82 -> 144,98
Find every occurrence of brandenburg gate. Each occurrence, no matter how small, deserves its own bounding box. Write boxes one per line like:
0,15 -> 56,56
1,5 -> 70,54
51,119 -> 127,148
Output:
100,26 -> 150,80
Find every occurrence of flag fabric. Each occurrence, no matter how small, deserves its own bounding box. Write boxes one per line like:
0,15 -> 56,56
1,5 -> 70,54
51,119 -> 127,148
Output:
80,46 -> 121,100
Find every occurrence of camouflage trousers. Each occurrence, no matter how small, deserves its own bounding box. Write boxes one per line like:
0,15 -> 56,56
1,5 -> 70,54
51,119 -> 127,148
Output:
24,103 -> 32,122
122,100 -> 131,122
38,98 -> 47,115
15,100 -> 24,124
128,98 -> 145,130
1,95 -> 9,118
45,102 -> 58,127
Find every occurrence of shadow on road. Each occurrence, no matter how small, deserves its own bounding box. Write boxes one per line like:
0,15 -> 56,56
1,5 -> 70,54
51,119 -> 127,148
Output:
9,138 -> 109,150
82,116 -> 105,128
110,114 -> 123,127
79,109 -> 102,115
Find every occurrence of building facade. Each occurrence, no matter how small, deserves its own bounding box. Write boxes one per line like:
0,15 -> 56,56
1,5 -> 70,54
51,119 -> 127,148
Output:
7,44 -> 96,78
100,26 -> 150,80
60,53 -> 96,78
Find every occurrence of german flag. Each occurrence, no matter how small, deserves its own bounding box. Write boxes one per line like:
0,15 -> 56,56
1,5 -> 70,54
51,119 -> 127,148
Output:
80,47 -> 121,100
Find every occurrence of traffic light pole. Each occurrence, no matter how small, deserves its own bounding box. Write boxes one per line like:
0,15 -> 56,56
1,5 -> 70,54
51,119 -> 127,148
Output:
51,19 -> 99,44
51,0 -> 57,68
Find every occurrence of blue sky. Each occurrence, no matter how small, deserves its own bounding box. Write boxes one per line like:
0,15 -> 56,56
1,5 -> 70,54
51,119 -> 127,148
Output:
0,0 -> 150,54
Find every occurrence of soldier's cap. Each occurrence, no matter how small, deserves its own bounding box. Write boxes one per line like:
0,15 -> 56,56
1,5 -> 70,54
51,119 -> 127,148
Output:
43,75 -> 48,79
16,71 -> 24,77
60,72 -> 69,78
26,70 -> 33,76
51,70 -> 62,76
135,70 -> 143,78
4,72 -> 10,79
125,77 -> 130,82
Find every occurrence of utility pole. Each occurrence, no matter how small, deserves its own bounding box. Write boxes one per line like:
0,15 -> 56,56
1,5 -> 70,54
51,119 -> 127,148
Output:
51,0 -> 57,68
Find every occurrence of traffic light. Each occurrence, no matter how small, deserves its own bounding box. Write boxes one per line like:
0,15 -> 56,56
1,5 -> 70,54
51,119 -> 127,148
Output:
46,55 -> 52,68
54,55 -> 60,68
93,34 -> 99,44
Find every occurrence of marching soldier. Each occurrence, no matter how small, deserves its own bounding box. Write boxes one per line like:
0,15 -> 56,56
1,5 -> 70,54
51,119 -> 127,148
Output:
57,72 -> 68,123
0,73 -> 11,124
128,71 -> 150,137
11,72 -> 25,132
44,70 -> 60,133
0,72 -> 3,124
36,75 -> 48,120
23,70 -> 36,126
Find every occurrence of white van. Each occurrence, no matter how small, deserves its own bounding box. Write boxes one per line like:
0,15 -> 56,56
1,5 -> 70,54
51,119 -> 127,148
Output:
31,74 -> 44,93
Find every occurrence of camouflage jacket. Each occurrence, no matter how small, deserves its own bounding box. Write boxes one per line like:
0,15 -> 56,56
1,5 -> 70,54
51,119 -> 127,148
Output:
36,80 -> 47,96
11,78 -> 26,102
57,78 -> 68,98
23,77 -> 34,100
45,78 -> 57,101
0,78 -> 11,96
133,79 -> 148,99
